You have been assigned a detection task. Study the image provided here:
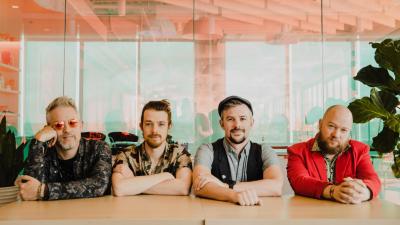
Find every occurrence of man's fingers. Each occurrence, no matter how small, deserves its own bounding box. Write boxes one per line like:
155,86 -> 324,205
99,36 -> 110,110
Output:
50,137 -> 57,147
19,175 -> 33,182
337,192 -> 352,204
113,164 -> 123,172
14,176 -> 22,186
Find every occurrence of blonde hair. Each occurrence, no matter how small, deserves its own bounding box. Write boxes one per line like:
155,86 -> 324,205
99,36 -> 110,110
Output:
46,96 -> 78,122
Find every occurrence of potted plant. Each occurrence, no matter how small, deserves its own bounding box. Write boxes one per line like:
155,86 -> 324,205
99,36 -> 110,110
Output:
0,116 -> 26,204
348,38 -> 400,178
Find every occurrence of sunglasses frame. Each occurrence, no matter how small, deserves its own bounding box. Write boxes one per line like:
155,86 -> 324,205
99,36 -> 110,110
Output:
52,119 -> 80,131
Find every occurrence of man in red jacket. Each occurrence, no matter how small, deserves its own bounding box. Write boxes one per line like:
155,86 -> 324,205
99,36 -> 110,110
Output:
287,105 -> 381,204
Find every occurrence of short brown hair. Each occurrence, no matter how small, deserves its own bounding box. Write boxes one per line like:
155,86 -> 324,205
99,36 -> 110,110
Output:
46,96 -> 78,122
140,99 -> 172,125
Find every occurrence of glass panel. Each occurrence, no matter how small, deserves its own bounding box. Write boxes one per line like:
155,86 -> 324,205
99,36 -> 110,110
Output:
1,0 -> 399,149
140,42 -> 194,149
82,42 -> 137,134
23,41 -> 76,136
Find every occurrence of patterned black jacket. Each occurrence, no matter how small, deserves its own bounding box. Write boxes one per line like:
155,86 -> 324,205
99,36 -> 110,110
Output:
24,138 -> 112,200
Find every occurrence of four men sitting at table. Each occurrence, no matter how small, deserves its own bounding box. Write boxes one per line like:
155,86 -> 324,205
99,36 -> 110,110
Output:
15,96 -> 381,204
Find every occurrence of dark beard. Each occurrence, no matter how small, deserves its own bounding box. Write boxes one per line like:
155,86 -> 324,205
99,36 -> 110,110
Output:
317,135 -> 343,155
228,136 -> 246,144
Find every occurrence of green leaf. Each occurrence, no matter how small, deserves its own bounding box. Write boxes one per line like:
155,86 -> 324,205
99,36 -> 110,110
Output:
385,114 -> 400,133
348,94 -> 390,123
354,65 -> 399,94
377,90 -> 398,113
371,39 -> 400,80
372,126 -> 399,153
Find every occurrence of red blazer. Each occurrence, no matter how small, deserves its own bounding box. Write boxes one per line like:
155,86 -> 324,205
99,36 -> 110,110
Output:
287,137 -> 381,199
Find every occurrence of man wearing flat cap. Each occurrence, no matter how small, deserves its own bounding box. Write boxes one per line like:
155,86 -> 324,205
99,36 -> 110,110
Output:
193,96 -> 283,206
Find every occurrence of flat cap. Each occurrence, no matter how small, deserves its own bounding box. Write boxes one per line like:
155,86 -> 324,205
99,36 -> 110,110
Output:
218,96 -> 253,116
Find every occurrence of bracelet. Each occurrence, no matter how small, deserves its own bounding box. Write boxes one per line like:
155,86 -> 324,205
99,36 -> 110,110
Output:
37,183 -> 42,200
329,185 -> 335,199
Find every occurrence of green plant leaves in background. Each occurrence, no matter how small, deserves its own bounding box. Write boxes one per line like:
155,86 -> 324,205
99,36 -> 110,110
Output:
372,126 -> 399,153
377,91 -> 398,113
354,65 -> 399,94
0,116 -> 26,187
348,89 -> 390,123
350,39 -> 400,177
371,39 -> 400,80
385,114 -> 400,134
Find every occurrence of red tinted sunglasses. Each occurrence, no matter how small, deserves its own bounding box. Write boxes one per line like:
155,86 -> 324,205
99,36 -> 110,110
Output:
52,119 -> 80,131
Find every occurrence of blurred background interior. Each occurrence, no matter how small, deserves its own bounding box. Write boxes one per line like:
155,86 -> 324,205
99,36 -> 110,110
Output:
1,0 -> 400,176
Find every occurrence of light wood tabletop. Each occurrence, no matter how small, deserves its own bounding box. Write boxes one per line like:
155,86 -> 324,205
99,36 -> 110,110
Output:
201,195 -> 400,225
0,195 -> 204,225
0,195 -> 399,225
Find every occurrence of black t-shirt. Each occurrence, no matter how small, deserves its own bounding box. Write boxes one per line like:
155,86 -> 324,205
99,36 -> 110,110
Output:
58,156 -> 76,181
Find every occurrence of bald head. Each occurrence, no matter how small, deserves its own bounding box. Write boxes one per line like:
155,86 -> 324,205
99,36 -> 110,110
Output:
318,105 -> 353,155
322,105 -> 353,125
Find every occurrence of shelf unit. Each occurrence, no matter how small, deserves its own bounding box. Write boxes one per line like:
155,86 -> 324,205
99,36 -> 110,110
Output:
0,41 -> 20,129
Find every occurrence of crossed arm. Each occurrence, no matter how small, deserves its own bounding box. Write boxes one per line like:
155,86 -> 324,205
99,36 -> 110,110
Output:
112,164 -> 192,196
192,164 -> 283,205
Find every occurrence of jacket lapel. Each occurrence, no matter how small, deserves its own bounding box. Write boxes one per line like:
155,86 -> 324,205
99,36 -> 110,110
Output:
334,150 -> 350,183
308,138 -> 327,181
311,152 -> 327,181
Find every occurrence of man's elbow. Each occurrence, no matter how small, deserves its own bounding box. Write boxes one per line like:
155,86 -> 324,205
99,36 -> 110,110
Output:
112,185 -> 123,197
179,187 -> 190,196
112,180 -> 127,197
193,187 -> 204,197
267,179 -> 284,196
177,182 -> 191,196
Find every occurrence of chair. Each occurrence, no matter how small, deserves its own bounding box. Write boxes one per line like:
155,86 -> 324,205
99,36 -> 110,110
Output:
81,132 -> 106,141
108,132 -> 138,155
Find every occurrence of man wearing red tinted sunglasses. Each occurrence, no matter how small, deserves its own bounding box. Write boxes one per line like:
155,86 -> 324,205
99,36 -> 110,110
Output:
15,96 -> 111,200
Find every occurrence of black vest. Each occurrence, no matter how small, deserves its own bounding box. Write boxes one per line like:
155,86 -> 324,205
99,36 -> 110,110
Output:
211,138 -> 263,184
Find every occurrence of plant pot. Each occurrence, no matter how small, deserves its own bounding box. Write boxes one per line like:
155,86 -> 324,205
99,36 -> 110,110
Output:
0,186 -> 19,206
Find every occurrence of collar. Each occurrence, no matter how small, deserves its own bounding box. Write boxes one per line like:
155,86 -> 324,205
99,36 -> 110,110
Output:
139,142 -> 169,161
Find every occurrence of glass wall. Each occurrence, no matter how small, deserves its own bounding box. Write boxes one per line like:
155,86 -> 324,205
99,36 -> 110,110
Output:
1,0 -> 400,153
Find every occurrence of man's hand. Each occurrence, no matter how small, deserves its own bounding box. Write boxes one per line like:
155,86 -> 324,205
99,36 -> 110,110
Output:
193,174 -> 227,191
113,164 -> 134,178
14,175 -> 41,201
34,126 -> 57,147
332,177 -> 370,204
231,189 -> 262,206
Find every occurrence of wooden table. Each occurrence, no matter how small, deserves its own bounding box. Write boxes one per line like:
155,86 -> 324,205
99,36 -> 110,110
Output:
201,195 -> 400,225
0,195 -> 399,225
0,195 -> 204,225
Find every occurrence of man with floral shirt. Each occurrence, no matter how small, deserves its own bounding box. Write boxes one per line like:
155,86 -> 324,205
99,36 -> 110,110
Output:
112,100 -> 192,196
15,96 -> 111,200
